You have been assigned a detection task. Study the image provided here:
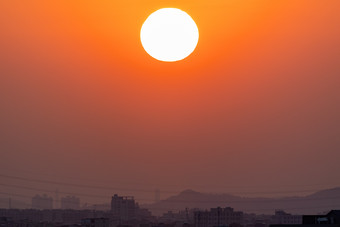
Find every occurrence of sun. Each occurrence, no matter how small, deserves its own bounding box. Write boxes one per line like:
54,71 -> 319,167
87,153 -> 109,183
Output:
140,8 -> 199,62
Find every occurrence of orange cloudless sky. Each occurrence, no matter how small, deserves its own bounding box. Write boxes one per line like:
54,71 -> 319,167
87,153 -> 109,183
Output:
0,0 -> 340,208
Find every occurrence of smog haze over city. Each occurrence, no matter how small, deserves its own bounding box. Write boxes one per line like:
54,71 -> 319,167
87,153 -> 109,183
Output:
1,0 -> 340,220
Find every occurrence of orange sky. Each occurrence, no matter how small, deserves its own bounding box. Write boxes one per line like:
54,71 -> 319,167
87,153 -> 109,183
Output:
0,0 -> 340,208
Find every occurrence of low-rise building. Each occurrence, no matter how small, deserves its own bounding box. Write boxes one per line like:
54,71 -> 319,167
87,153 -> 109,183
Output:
81,218 -> 110,227
272,210 -> 302,225
194,207 -> 243,227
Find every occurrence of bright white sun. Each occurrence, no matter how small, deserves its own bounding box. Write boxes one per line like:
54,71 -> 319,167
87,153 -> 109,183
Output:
140,8 -> 199,62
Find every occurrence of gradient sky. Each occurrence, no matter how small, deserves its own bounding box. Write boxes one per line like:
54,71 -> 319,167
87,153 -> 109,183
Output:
1,0 -> 339,207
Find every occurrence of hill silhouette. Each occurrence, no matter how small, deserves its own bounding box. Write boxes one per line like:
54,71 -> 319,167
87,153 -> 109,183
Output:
142,187 -> 340,216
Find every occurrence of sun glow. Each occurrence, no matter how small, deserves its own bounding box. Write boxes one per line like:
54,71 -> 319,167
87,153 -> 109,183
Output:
140,8 -> 199,62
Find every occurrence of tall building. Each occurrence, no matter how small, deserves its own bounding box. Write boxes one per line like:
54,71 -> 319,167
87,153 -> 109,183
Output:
111,194 -> 136,220
32,194 -> 53,210
61,195 -> 80,210
194,207 -> 243,227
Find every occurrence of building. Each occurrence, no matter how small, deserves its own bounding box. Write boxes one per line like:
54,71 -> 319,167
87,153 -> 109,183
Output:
61,195 -> 80,210
0,208 -> 109,225
272,210 -> 302,224
32,194 -> 53,210
111,194 -> 137,220
270,210 -> 340,227
303,210 -> 340,225
81,218 -> 110,227
194,207 -> 243,227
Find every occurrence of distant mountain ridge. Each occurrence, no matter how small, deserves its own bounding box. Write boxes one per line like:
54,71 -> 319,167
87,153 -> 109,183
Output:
142,187 -> 340,216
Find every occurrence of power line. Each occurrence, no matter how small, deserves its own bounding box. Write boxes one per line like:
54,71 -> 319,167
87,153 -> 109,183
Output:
0,173 -> 175,194
0,166 -> 165,188
2,182 -> 340,204
1,189 -> 339,214
1,173 -> 337,197
0,183 -> 109,200
0,167 -> 337,194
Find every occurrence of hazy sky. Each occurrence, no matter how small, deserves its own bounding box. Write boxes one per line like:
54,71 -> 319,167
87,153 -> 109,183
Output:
0,0 -> 339,208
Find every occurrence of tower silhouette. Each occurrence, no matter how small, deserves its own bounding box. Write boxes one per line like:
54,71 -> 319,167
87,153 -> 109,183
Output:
155,189 -> 160,203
